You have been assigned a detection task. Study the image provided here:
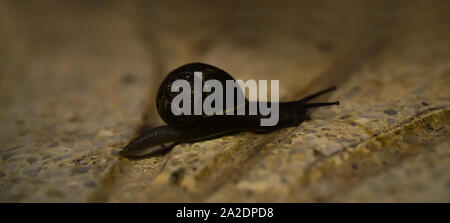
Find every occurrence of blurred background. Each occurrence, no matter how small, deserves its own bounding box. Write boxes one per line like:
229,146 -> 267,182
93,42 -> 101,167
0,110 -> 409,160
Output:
0,0 -> 449,202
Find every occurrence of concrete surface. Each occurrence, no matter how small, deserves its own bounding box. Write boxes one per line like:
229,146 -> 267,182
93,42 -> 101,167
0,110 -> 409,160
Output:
0,0 -> 449,202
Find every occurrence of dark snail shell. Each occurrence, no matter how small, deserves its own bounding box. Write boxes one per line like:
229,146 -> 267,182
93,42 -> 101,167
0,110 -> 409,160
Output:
156,62 -> 245,128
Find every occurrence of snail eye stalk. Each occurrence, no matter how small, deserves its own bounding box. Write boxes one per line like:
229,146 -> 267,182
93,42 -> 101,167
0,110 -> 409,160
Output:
298,86 -> 337,103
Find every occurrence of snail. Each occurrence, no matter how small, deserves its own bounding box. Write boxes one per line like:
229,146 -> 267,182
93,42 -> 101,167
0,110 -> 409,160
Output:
120,63 -> 339,157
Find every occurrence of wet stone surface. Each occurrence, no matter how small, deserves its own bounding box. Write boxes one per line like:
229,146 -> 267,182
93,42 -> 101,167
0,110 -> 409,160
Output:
0,0 -> 449,202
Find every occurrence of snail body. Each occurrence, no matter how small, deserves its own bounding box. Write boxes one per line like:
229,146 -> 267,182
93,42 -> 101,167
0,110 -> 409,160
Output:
120,63 -> 339,157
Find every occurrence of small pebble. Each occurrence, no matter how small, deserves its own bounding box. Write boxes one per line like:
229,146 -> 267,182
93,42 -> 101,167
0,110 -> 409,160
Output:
23,165 -> 42,177
387,118 -> 398,125
84,181 -> 97,188
71,166 -> 90,175
384,109 -> 398,115
97,129 -> 115,137
48,142 -> 59,148
27,157 -> 39,164
121,73 -> 136,85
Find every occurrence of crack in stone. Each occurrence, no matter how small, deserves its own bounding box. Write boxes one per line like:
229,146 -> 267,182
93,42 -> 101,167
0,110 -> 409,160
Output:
288,106 -> 450,201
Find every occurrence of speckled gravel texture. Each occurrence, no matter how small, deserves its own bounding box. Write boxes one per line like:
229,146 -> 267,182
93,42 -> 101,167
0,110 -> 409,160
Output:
0,0 -> 449,202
